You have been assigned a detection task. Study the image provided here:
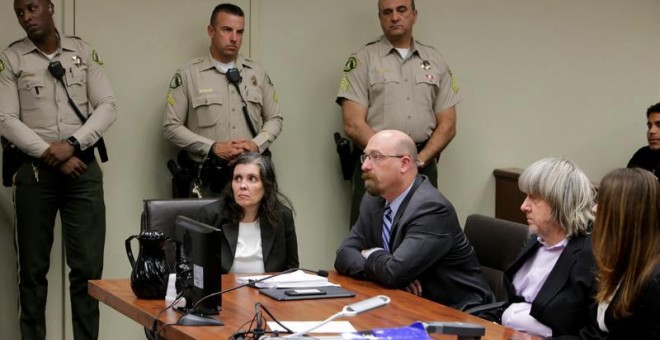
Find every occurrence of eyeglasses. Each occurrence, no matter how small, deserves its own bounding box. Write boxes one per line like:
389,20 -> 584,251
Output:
360,153 -> 405,164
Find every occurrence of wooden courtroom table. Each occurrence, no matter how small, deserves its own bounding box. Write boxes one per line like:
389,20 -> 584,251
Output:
89,272 -> 538,340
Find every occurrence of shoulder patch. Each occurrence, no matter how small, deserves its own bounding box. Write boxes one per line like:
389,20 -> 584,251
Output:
169,73 -> 183,89
92,50 -> 104,65
0,59 -> 5,73
343,56 -> 358,72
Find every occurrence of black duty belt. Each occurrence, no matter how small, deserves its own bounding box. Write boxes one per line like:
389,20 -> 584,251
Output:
415,141 -> 428,152
354,140 -> 428,155
24,147 -> 96,165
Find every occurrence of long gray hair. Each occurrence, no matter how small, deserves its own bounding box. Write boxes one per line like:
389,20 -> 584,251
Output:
518,158 -> 595,238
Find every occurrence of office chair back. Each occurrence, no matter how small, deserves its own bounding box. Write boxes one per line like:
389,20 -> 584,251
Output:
464,214 -> 529,301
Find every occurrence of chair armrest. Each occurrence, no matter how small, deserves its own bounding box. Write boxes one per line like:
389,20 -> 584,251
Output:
463,300 -> 507,316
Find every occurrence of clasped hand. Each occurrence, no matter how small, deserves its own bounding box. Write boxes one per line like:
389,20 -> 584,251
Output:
58,156 -> 87,177
41,141 -> 86,177
213,140 -> 259,161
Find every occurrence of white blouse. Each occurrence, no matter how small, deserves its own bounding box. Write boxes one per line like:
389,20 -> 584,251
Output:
597,283 -> 620,332
228,220 -> 265,274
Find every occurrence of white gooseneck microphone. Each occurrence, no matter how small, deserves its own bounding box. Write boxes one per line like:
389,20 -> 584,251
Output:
272,295 -> 391,339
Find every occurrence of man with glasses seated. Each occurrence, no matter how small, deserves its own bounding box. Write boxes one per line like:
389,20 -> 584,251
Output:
334,130 -> 494,311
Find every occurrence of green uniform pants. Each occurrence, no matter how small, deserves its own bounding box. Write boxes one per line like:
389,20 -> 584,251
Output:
14,159 -> 105,340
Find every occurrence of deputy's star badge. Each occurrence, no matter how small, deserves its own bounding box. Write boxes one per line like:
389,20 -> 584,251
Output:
421,60 -> 431,70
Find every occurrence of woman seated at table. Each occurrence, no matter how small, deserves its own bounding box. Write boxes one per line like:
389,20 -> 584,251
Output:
197,152 -> 299,273
499,158 -> 597,338
583,168 -> 659,339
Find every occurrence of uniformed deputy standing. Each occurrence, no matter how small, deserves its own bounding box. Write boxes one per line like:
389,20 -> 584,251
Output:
163,3 -> 282,197
336,0 -> 462,227
0,0 -> 117,339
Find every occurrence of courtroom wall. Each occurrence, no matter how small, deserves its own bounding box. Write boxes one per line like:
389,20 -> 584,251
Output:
0,1 -> 658,339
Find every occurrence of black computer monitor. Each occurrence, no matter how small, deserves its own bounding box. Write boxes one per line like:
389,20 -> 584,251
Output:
174,215 -> 222,315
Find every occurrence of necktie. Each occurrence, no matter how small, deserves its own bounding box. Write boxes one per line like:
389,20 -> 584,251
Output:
382,205 -> 393,252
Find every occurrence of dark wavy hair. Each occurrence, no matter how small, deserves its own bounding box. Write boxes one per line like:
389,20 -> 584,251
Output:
222,152 -> 293,227
646,102 -> 660,117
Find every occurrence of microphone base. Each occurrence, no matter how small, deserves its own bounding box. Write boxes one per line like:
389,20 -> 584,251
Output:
178,313 -> 224,326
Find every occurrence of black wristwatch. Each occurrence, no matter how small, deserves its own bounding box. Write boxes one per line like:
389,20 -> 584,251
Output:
66,136 -> 81,152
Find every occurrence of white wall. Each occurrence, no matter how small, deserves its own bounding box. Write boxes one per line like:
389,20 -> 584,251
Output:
1,1 -> 658,339
430,0 -> 659,217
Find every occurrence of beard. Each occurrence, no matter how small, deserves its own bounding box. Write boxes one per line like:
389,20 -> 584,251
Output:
362,173 -> 383,196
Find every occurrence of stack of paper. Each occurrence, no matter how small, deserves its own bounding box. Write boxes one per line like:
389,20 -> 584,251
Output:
236,270 -> 335,288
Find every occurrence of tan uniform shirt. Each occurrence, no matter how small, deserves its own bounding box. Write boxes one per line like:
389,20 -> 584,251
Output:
0,35 -> 117,158
163,53 -> 282,162
337,36 -> 461,143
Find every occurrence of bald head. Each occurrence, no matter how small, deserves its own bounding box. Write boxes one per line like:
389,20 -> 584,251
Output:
373,130 -> 417,160
362,130 -> 418,201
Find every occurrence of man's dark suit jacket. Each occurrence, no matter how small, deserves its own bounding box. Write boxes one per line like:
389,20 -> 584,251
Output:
334,175 -> 495,311
196,200 -> 299,273
575,265 -> 660,340
503,234 -> 596,338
